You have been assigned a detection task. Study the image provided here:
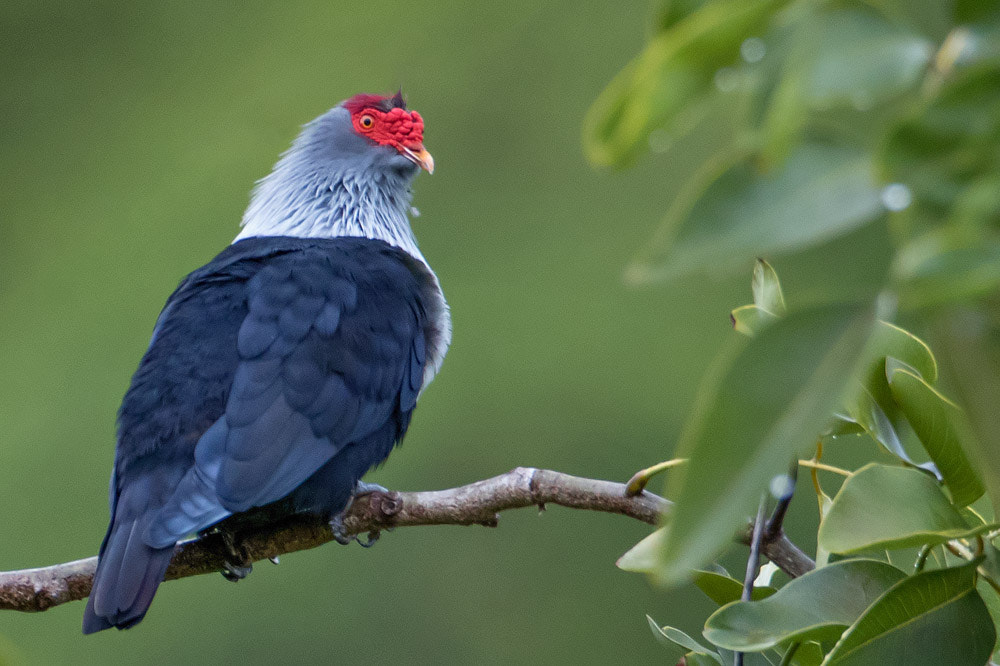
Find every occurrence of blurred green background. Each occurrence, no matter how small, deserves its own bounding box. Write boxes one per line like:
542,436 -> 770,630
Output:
0,1 -> 753,663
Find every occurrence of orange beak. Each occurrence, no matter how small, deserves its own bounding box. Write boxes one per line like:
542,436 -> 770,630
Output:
400,145 -> 434,174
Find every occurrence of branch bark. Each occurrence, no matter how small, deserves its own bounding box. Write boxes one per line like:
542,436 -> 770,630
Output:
0,467 -> 814,613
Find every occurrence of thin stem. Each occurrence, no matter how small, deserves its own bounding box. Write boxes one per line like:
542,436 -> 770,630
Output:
743,497 -> 768,601
737,496 -> 768,666
808,441 -> 826,520
797,459 -> 850,477
947,540 -> 974,560
922,27 -> 972,98
765,463 -> 797,541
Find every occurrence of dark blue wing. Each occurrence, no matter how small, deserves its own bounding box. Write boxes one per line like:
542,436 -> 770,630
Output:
144,242 -> 427,547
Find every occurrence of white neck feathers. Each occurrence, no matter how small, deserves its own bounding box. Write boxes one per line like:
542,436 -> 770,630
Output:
235,161 -> 424,263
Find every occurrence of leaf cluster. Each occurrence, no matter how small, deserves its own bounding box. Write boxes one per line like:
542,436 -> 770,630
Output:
586,0 -> 1000,662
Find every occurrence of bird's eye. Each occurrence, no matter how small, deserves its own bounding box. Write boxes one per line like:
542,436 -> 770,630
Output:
359,114 -> 375,130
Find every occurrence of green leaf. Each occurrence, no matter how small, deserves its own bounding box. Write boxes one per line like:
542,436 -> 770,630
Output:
731,304 -> 780,336
790,642 -> 825,666
685,652 -> 728,666
868,321 -> 937,383
816,490 -> 834,568
977,580 -> 1000,660
760,210 -> 895,309
693,569 -> 776,605
751,259 -> 786,315
655,0 -> 710,31
658,303 -> 875,584
840,322 -> 942,471
630,143 -> 883,283
757,23 -> 810,168
931,308 -> 1000,513
647,616 -> 724,663
889,368 -> 985,506
951,172 -> 1000,229
730,257 -> 790,333
895,230 -> 1000,310
616,528 -> 664,573
853,320 -> 937,418
760,8 -> 931,165
704,559 -> 906,651
823,562 -> 996,665
825,415 -> 865,437
818,464 -> 987,554
583,0 -> 789,167
799,9 -> 932,110
842,388 -> 922,468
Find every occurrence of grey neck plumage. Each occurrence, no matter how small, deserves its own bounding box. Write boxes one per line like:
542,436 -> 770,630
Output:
235,147 -> 425,265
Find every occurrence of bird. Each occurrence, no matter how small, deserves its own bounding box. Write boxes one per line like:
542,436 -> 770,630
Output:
82,91 -> 451,633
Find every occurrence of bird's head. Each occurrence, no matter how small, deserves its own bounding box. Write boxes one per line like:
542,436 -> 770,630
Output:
238,91 -> 434,249
293,91 -> 434,179
343,92 -> 434,174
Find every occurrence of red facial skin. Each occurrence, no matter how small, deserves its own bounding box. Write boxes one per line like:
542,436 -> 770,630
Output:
344,94 -> 425,152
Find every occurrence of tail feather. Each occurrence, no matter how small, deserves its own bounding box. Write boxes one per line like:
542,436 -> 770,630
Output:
82,518 -> 174,634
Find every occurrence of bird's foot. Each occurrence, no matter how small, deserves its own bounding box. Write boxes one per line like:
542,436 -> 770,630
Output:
328,493 -> 383,548
348,481 -> 389,546
209,526 -> 253,582
329,513 -> 380,547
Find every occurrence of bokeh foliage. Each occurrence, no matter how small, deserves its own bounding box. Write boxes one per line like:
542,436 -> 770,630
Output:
590,0 -> 1000,663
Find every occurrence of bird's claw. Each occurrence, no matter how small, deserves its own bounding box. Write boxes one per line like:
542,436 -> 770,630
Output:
354,480 -> 390,496
329,512 -> 382,549
329,513 -> 354,546
356,530 -> 381,548
213,526 -> 252,582
221,561 -> 253,582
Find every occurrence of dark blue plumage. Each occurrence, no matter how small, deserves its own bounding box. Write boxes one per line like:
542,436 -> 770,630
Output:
82,236 -> 435,633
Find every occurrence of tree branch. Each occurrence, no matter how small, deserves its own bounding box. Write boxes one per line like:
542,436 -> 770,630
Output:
0,467 -> 814,613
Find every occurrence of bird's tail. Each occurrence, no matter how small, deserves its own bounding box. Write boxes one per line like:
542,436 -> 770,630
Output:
82,517 -> 174,634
